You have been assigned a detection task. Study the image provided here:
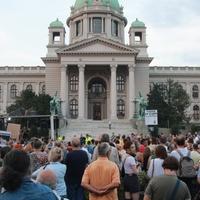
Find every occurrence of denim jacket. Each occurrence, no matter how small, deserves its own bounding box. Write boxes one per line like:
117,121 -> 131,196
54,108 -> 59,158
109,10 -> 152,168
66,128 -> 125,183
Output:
0,178 -> 58,200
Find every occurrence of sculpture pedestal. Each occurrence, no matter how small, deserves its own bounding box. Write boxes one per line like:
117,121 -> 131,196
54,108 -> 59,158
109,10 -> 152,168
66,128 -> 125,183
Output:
135,119 -> 149,135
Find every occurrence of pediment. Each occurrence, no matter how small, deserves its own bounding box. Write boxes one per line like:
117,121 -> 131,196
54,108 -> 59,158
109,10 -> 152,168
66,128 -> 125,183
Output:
57,37 -> 138,55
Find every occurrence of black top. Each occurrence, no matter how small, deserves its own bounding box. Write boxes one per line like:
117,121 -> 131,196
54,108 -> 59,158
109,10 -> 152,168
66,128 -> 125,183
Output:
64,150 -> 88,185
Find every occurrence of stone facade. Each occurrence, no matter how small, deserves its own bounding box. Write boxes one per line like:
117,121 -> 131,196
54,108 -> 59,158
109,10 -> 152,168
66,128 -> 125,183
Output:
1,1 -> 200,128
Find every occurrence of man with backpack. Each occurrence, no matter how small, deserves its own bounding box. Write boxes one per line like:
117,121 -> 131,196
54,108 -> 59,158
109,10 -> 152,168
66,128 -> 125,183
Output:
144,156 -> 191,200
171,135 -> 197,198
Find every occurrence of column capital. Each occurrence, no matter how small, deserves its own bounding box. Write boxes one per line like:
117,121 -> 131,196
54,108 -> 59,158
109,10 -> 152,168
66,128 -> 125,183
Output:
61,64 -> 67,70
128,64 -> 135,72
110,64 -> 117,72
78,64 -> 85,72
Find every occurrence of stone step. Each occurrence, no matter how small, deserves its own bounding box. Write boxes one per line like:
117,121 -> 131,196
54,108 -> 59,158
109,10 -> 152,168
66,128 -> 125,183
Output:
59,119 -> 137,139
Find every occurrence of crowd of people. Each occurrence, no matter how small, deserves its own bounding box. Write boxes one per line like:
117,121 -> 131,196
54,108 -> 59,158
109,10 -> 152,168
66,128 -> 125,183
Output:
0,132 -> 200,200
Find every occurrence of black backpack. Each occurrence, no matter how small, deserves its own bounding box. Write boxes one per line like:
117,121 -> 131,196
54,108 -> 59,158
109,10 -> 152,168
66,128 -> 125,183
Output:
121,157 -> 128,177
177,150 -> 196,178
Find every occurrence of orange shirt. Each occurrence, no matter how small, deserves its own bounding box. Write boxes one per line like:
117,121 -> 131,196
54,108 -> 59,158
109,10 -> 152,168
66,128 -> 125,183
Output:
82,157 -> 120,200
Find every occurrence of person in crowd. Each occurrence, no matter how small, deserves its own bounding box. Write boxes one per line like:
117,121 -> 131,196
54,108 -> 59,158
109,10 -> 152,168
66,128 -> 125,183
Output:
191,143 -> 200,166
32,146 -> 67,198
147,145 -> 167,178
64,137 -> 89,200
30,138 -> 48,172
170,135 -> 197,198
0,150 -> 58,200
123,141 -> 140,200
144,156 -> 191,200
186,137 -> 194,151
0,146 -> 11,167
92,133 -> 120,168
197,165 -> 200,184
142,147 -> 151,172
159,135 -> 169,153
194,133 -> 200,144
170,135 -> 189,161
37,169 -> 69,200
148,137 -> 158,153
80,137 -> 92,162
81,142 -> 120,200
86,140 -> 95,155
138,139 -> 148,154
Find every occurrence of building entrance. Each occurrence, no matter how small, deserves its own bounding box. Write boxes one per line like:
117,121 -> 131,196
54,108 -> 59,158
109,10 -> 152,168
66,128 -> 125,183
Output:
93,103 -> 101,120
88,77 -> 107,120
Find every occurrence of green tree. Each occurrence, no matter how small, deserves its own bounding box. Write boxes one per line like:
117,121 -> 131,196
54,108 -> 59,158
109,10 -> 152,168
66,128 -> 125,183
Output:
147,79 -> 190,131
7,90 -> 51,115
34,94 -> 51,115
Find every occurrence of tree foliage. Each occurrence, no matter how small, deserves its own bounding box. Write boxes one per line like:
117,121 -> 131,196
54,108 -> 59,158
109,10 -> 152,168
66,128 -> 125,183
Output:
147,79 -> 190,131
7,90 -> 51,116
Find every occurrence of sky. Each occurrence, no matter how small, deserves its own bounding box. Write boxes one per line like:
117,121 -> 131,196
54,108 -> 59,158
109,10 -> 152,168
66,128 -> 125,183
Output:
0,0 -> 200,66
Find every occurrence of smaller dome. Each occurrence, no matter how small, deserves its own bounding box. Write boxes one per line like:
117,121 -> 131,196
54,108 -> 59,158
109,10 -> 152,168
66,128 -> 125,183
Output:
131,18 -> 145,28
49,18 -> 64,28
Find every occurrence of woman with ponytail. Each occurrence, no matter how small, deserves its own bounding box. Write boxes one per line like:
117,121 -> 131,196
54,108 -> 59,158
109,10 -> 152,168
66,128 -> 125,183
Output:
0,150 -> 58,200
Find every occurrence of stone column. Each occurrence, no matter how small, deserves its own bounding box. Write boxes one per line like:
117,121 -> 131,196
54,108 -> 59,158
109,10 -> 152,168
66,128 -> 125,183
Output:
186,82 -> 191,112
3,83 -> 8,113
78,64 -> 85,119
128,64 -> 135,119
110,64 -> 117,120
19,83 -> 23,95
35,83 -> 40,95
60,65 -> 68,118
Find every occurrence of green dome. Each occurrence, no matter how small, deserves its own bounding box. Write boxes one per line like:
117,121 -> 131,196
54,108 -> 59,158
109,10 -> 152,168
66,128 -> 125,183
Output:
131,18 -> 145,28
49,18 -> 64,28
74,0 -> 120,11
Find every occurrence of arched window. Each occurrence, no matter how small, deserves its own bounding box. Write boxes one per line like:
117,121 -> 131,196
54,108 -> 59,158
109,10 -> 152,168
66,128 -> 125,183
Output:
26,84 -> 32,91
41,85 -> 45,94
117,99 -> 125,118
192,85 -> 199,98
10,84 -> 17,98
117,75 -> 125,92
70,99 -> 78,119
193,105 -> 199,120
70,75 -> 78,91
88,78 -> 106,98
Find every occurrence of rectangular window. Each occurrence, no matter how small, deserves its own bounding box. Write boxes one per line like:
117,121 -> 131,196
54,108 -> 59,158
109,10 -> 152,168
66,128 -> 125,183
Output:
89,18 -> 92,32
53,32 -> 60,43
111,20 -> 119,37
93,17 -> 102,33
135,32 -> 142,43
103,18 -> 105,33
76,20 -> 81,36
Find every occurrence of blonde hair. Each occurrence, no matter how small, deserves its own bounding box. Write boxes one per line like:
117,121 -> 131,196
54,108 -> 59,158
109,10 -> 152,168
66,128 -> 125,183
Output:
48,147 -> 63,162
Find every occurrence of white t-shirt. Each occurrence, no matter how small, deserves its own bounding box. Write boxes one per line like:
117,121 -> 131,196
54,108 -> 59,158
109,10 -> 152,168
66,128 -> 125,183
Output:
124,156 -> 136,175
147,158 -> 164,178
170,147 -> 190,162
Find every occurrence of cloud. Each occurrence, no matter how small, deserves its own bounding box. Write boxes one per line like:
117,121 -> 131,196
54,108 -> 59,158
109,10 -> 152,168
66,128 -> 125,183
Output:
0,0 -> 200,66
148,16 -> 200,65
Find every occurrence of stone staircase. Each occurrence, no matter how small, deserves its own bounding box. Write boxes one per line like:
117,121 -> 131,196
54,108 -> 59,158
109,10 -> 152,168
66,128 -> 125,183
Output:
59,119 -> 137,139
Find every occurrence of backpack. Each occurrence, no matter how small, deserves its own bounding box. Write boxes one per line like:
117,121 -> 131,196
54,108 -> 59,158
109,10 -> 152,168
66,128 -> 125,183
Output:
177,150 -> 196,178
121,157 -> 127,177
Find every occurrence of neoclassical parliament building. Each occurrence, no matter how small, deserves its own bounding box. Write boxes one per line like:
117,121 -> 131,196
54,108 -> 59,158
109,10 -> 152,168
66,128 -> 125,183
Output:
1,0 -> 200,134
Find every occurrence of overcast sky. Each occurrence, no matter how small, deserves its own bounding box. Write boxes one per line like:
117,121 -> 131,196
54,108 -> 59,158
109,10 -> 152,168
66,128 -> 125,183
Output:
0,0 -> 200,66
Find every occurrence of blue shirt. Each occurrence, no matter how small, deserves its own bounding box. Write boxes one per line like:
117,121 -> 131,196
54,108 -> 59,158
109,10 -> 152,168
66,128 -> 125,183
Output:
32,162 -> 67,196
0,178 -> 58,200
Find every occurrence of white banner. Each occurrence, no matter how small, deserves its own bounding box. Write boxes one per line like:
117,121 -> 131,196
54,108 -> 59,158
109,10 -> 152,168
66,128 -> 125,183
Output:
145,110 -> 158,125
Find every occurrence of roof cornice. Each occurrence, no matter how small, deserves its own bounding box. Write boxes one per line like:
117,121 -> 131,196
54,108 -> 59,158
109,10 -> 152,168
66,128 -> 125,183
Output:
56,36 -> 139,55
41,57 -> 60,63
